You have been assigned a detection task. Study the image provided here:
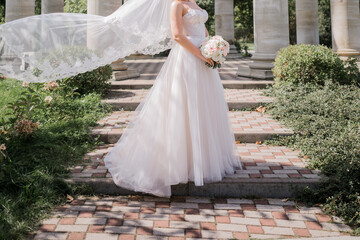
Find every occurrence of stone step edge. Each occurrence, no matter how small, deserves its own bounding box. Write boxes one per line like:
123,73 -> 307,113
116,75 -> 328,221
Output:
102,101 -> 273,111
109,80 -> 274,90
66,177 -> 321,198
91,131 -> 294,144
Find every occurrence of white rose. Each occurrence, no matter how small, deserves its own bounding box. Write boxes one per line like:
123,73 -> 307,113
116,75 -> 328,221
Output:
45,96 -> 52,104
22,81 -> 30,88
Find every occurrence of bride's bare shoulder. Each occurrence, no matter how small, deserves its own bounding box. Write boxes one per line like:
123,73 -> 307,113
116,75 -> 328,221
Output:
172,0 -> 184,7
171,0 -> 185,11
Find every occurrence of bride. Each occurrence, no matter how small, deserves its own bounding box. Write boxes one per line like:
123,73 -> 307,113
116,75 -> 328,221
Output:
0,0 -> 241,197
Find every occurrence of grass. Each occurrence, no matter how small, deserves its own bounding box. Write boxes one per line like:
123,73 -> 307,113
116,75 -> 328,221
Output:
264,82 -> 360,233
0,79 -> 112,239
242,42 -> 254,50
0,78 -> 23,119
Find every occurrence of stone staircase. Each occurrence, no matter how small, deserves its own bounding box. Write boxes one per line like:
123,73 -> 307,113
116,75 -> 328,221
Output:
67,59 -> 323,198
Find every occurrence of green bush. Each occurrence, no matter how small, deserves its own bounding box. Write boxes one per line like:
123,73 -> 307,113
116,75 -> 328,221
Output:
63,65 -> 112,96
0,80 -> 111,239
273,44 -> 359,87
265,83 -> 360,231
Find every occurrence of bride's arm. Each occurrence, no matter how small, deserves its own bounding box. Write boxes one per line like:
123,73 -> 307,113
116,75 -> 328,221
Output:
170,2 -> 213,65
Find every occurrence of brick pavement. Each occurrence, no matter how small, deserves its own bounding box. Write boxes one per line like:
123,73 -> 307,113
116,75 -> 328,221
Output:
33,58 -> 355,239
70,144 -> 319,181
91,111 -> 293,144
34,195 -> 353,240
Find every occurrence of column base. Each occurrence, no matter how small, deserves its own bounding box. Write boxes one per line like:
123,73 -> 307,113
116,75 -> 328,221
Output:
334,49 -> 360,57
237,66 -> 274,80
226,45 -> 243,59
112,69 -> 140,81
111,58 -> 140,81
237,52 -> 276,80
111,60 -> 128,71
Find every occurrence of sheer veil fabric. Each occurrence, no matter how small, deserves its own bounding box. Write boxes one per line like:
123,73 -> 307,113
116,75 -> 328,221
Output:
0,0 -> 174,82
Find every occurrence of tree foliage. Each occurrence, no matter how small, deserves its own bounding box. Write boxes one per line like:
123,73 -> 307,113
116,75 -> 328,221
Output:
319,0 -> 332,47
234,0 -> 253,42
35,0 -> 41,15
197,0 -> 215,36
64,0 -> 87,14
288,0 -> 296,45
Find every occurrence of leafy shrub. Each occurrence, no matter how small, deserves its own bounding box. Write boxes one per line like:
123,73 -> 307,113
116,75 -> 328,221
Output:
273,44 -> 359,87
265,83 -> 360,231
0,80 -> 111,239
63,65 -> 112,96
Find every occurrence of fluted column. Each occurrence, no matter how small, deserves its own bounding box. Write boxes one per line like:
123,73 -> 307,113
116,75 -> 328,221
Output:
3,0 -> 35,61
87,0 -> 120,16
5,0 -> 35,22
215,0 -> 241,58
330,0 -> 360,57
296,0 -> 319,44
87,0 -> 140,80
238,0 -> 289,79
215,0 -> 235,43
41,0 -> 64,14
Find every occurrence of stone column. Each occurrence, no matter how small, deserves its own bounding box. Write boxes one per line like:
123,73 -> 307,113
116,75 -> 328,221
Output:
41,0 -> 64,14
3,0 -> 35,62
215,0 -> 235,42
87,0 -> 120,16
330,0 -> 360,57
87,0 -> 139,80
296,0 -> 319,44
215,0 -> 240,59
5,0 -> 35,22
238,0 -> 290,79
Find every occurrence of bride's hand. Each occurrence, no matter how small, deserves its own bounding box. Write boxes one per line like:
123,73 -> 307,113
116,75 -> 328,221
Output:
200,56 -> 214,66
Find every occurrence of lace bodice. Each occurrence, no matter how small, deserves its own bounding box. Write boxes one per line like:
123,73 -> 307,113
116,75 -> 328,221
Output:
182,9 -> 208,40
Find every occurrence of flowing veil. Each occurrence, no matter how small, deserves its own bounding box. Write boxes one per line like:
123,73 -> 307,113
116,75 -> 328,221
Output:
0,0 -> 174,82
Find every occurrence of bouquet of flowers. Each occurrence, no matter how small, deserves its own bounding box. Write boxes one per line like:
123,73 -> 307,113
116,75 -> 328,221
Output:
200,35 -> 230,69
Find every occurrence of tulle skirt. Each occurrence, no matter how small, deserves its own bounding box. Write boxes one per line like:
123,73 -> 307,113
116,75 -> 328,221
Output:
104,36 -> 241,197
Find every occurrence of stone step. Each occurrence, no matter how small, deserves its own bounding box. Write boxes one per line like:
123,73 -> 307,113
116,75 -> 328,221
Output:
109,79 -> 273,90
102,89 -> 273,111
115,58 -> 273,89
67,143 -> 322,198
91,111 -> 294,144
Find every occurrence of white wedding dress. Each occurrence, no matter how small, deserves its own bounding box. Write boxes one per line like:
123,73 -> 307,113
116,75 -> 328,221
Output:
104,8 -> 241,197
